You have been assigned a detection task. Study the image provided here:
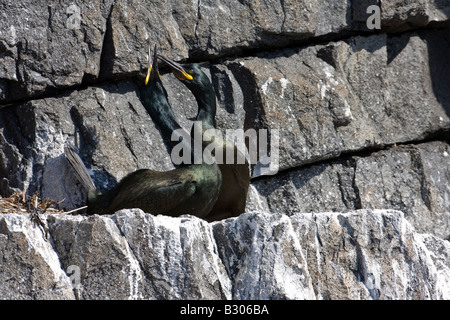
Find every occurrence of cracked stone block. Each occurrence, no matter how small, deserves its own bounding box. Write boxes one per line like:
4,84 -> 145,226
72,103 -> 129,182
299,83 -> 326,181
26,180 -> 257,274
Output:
354,141 -> 450,239
0,0 -> 113,103
48,213 -> 144,299
289,209 -> 450,299
226,30 -> 450,172
4,0 -> 450,101
3,209 -> 449,299
213,212 -> 315,299
0,213 -> 74,299
247,140 -> 450,240
113,209 -> 232,299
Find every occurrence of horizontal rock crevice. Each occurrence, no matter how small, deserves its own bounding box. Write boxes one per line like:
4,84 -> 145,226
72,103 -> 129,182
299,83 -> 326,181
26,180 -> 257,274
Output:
0,23 -> 449,108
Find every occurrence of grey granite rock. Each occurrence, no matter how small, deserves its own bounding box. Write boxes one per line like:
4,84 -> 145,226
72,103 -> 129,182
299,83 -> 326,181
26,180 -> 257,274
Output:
113,209 -> 232,299
0,213 -> 74,299
248,140 -> 450,240
2,0 -> 449,101
48,213 -> 144,299
1,209 -> 449,299
0,0 -> 114,102
226,30 -> 450,172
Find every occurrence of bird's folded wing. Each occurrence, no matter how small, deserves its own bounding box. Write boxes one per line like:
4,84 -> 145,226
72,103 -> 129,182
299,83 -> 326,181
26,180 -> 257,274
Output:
107,175 -> 197,214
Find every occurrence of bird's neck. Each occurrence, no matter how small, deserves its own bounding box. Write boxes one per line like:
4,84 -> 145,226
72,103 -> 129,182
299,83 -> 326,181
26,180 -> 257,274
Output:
194,87 -> 216,130
156,109 -> 182,136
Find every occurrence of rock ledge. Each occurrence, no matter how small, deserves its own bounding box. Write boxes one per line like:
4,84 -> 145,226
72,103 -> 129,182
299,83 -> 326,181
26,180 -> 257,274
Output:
1,209 -> 449,300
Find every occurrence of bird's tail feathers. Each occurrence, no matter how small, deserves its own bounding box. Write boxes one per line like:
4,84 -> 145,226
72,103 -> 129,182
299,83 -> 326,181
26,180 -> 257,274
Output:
64,144 -> 97,193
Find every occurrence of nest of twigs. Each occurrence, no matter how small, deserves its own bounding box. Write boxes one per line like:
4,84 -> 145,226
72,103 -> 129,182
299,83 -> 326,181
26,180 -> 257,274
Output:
0,190 -> 64,215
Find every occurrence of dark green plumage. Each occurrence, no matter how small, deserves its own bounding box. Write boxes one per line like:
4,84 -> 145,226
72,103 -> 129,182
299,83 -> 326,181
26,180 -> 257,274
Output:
140,50 -> 184,153
65,45 -> 222,219
85,165 -> 221,217
156,56 -> 250,221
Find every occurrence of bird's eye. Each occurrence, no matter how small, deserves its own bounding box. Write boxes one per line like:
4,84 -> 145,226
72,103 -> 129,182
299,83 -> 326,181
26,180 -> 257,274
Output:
188,69 -> 194,75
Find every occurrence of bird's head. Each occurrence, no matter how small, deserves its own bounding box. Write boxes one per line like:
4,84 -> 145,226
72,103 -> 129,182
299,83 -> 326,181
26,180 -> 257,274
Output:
156,55 -> 213,97
144,43 -> 165,85
154,53 -> 217,128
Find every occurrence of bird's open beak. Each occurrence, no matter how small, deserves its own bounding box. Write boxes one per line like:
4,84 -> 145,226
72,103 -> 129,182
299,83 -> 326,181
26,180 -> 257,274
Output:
156,54 -> 193,81
145,43 -> 157,85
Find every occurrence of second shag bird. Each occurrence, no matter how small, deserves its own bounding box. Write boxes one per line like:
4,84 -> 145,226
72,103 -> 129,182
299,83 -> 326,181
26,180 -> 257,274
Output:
155,54 -> 250,222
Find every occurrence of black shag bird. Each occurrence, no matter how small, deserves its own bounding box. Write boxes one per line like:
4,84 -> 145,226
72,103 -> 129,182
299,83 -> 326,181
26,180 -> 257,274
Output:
155,55 -> 250,222
65,45 -> 222,218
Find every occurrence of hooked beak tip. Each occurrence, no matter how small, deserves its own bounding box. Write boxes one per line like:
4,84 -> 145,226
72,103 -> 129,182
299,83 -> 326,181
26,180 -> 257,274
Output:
182,72 -> 194,81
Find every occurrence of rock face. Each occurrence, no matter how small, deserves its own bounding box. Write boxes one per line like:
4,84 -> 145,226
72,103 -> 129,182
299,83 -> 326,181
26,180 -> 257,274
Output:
249,140 -> 450,240
0,214 -> 75,299
1,0 -> 449,299
1,209 -> 449,300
